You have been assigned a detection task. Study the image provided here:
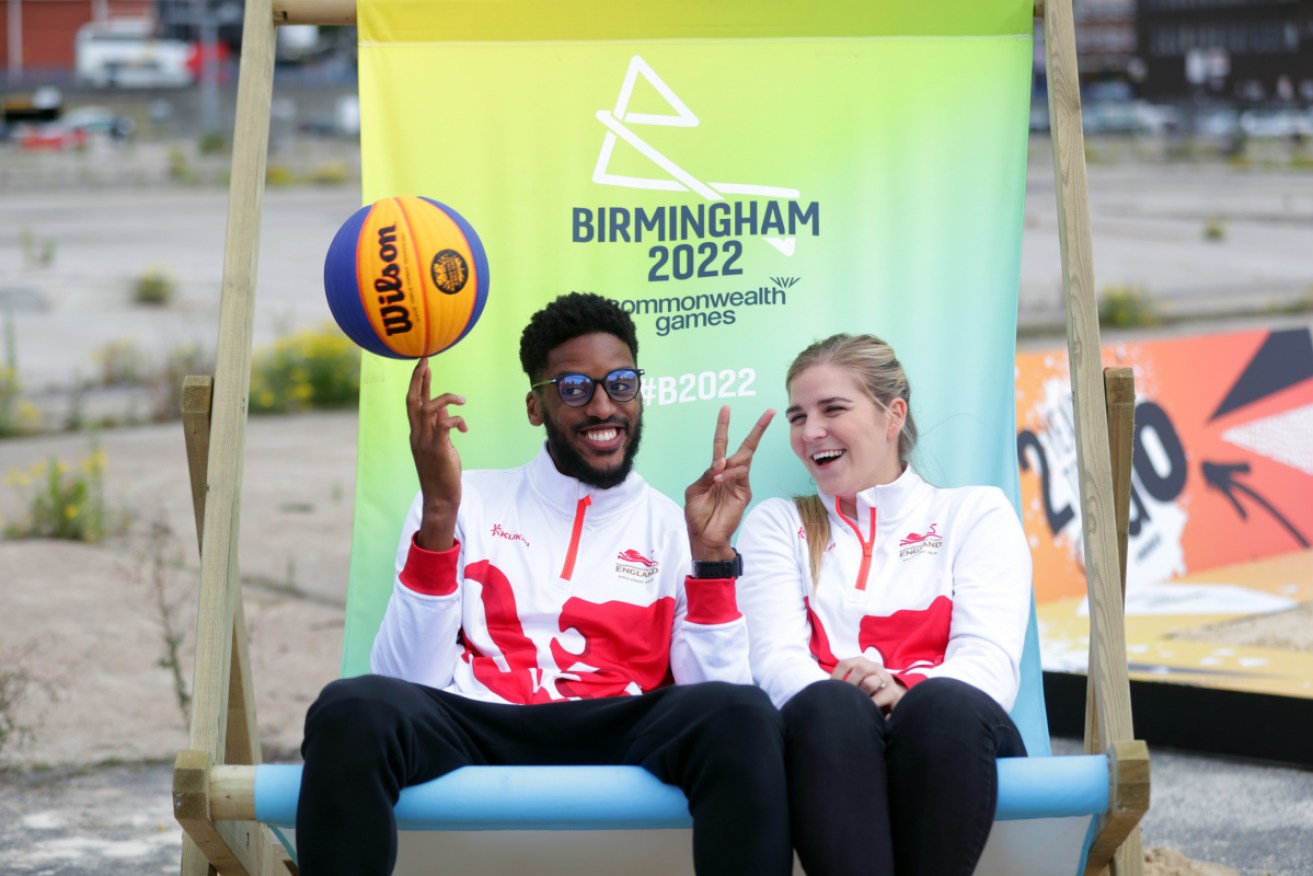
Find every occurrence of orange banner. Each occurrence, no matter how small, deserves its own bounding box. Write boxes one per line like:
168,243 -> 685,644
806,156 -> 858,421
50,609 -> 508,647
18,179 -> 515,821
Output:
1017,327 -> 1313,698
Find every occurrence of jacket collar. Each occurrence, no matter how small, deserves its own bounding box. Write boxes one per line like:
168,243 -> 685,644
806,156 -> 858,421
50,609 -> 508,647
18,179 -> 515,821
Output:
525,442 -> 647,520
818,464 -> 929,528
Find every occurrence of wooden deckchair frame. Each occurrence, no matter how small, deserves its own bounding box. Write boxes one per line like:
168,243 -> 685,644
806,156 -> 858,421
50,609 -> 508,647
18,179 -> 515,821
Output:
170,1 -> 1149,873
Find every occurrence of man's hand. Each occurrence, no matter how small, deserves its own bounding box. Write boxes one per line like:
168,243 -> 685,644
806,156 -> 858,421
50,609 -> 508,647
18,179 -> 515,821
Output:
407,357 -> 467,551
684,406 -> 775,562
833,655 -> 907,716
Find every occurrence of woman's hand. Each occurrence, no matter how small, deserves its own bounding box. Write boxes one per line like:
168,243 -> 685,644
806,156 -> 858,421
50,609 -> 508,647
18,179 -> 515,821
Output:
407,357 -> 467,551
832,655 -> 906,715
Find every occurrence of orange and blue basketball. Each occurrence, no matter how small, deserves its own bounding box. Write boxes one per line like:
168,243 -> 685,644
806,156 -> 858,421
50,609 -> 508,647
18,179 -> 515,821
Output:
323,196 -> 489,359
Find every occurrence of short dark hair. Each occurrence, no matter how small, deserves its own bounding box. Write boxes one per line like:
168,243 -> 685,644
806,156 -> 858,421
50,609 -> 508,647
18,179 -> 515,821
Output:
518,292 -> 639,383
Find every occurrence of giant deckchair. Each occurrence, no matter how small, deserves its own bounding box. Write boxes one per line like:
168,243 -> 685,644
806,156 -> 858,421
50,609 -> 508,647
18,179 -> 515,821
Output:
172,1 -> 1148,874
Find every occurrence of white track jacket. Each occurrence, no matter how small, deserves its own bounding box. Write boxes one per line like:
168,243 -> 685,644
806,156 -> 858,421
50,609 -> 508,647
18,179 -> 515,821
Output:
372,445 -> 750,703
737,467 -> 1031,711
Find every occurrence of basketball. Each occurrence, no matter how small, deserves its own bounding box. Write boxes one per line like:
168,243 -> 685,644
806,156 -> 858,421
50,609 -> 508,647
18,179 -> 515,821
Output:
323,196 -> 489,359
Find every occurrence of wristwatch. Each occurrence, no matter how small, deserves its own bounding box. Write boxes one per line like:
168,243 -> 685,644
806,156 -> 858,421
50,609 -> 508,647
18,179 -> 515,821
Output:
691,550 -> 743,579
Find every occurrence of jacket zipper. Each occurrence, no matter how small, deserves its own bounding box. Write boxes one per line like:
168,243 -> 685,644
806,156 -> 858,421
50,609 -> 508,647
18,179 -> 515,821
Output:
559,495 -> 591,580
834,497 -> 876,591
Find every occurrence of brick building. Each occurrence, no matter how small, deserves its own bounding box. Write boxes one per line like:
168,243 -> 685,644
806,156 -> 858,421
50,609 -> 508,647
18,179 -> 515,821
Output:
3,0 -> 153,79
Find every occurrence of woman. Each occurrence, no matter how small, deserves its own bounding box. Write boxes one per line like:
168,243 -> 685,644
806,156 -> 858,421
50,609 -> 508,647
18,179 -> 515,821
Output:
737,333 -> 1032,876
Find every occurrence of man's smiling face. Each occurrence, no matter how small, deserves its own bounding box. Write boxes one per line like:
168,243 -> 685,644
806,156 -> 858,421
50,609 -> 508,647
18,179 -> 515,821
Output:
527,332 -> 643,489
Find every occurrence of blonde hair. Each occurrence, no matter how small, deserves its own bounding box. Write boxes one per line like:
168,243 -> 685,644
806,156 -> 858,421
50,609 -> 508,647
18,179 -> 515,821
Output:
787,333 -> 917,589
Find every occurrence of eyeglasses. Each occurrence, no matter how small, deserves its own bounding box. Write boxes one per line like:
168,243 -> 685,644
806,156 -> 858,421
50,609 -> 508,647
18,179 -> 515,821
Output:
531,368 -> 644,407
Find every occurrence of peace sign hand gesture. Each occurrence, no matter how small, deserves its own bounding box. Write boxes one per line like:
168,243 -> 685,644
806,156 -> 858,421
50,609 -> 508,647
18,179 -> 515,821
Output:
684,406 -> 775,562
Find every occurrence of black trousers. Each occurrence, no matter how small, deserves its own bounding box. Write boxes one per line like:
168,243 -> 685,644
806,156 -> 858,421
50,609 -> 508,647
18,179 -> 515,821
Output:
297,675 -> 792,876
782,677 -> 1027,876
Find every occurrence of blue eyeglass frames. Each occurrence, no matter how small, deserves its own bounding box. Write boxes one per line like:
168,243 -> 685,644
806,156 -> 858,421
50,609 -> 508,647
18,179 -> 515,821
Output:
531,368 -> 644,407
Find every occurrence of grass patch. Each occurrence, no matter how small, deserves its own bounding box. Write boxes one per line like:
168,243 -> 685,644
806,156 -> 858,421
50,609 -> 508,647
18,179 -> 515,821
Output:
0,365 -> 41,438
249,324 -> 360,414
1202,215 -> 1227,242
133,267 -> 177,306
93,339 -> 150,386
2,441 -> 120,543
18,227 -> 56,269
0,308 -> 41,437
1098,284 -> 1158,328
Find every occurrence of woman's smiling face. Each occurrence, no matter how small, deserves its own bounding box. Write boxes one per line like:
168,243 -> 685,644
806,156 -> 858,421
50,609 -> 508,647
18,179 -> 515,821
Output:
786,362 -> 906,507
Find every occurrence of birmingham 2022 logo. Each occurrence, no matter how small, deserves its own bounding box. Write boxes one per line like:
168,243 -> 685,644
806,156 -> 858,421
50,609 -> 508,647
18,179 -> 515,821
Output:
573,56 -> 820,284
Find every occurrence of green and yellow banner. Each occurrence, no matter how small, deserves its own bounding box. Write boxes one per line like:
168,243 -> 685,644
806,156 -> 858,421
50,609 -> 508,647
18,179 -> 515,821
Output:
340,0 -> 1038,740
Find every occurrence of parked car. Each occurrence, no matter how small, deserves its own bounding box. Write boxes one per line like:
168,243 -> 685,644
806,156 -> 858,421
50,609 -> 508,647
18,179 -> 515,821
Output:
1239,108 -> 1313,140
75,19 -> 194,88
1193,107 -> 1241,141
18,123 -> 88,151
1082,100 -> 1180,136
63,105 -> 136,139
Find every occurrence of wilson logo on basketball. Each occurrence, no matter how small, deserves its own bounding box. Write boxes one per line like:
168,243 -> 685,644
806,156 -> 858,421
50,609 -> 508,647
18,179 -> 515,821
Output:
373,224 -> 414,337
899,524 -> 943,559
615,548 -> 660,581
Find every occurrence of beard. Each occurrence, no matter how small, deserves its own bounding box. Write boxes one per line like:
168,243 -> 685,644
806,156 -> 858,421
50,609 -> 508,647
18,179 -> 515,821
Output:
542,411 -> 644,490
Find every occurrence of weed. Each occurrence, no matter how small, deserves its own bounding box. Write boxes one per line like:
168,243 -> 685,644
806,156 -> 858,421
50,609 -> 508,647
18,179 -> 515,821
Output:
133,267 -> 177,306
150,342 -> 216,422
1,309 -> 40,436
0,366 -> 41,438
198,131 -> 225,155
18,227 -> 56,269
1202,215 -> 1226,242
93,339 -> 149,386
310,161 -> 350,185
0,659 -> 35,763
1268,286 -> 1313,316
2,441 -> 115,543
266,164 -> 297,187
130,515 -> 191,727
167,146 -> 195,184
1098,284 -> 1158,328
249,324 -> 360,414
64,371 -> 86,433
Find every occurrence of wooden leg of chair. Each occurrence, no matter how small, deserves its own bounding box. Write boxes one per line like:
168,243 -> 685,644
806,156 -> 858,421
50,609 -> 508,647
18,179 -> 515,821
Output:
1097,369 -> 1145,875
181,835 -> 216,876
275,848 -> 300,875
1087,367 -> 1137,756
1083,741 -> 1150,876
175,750 -> 285,876
226,598 -> 262,767
175,750 -> 253,875
182,370 -> 271,871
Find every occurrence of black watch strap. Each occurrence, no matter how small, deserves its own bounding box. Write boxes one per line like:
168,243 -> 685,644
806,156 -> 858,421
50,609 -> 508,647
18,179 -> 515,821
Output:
690,550 -> 743,579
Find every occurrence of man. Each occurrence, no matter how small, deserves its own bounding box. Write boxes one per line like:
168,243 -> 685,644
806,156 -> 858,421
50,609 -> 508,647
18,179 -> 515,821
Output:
298,292 -> 790,875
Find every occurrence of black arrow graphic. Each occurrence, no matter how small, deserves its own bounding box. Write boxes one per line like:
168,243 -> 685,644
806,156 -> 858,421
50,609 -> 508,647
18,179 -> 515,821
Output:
1201,460 -> 1309,548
